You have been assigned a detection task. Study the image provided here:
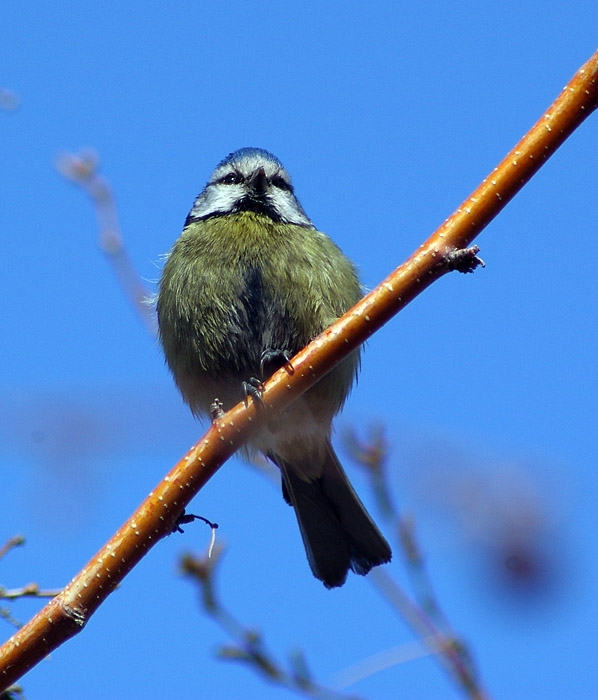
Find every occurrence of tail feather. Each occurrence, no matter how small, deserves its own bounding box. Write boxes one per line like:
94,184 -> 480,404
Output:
272,442 -> 391,588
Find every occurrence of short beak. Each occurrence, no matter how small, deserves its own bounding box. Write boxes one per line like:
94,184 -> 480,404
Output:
247,167 -> 268,196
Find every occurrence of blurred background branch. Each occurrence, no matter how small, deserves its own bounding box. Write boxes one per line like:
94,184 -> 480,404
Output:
56,150 -> 157,335
180,547 -> 363,700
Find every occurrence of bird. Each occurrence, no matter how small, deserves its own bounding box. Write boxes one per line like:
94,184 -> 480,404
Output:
157,147 -> 391,587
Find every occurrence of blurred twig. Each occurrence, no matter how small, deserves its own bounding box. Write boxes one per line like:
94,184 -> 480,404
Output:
0,585 -> 61,602
369,570 -> 483,699
345,427 -> 447,618
0,537 -> 60,634
0,538 -> 24,564
0,610 -> 20,631
181,548 -> 362,700
56,149 -> 157,334
346,427 -> 488,700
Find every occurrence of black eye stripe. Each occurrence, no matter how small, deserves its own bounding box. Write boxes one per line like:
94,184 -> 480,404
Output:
219,172 -> 244,185
216,171 -> 292,191
271,175 -> 292,192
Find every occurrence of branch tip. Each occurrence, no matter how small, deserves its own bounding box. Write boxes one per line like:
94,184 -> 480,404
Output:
444,246 -> 486,274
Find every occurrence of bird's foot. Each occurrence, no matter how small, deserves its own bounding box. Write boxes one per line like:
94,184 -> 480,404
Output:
243,377 -> 265,407
260,348 -> 294,378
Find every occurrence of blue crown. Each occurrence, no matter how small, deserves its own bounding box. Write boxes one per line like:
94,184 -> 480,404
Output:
218,147 -> 283,169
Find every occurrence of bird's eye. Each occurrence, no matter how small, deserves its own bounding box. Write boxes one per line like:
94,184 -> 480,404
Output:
220,172 -> 243,185
271,175 -> 292,192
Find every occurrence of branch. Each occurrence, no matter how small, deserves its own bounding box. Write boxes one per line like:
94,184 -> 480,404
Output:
0,538 -> 25,563
56,149 -> 157,334
181,550 -> 362,700
0,585 -> 63,602
345,427 -> 488,699
1,49 -> 597,692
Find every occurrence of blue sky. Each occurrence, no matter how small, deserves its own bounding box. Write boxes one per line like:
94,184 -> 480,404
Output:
1,2 -> 597,699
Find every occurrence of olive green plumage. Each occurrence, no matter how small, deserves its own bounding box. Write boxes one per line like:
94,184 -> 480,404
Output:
158,211 -> 360,419
157,148 -> 391,587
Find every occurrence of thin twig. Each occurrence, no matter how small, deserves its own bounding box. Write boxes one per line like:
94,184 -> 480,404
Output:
0,585 -> 61,601
56,150 -> 157,334
369,569 -> 487,700
345,426 -> 486,697
0,539 -> 24,564
181,551 -> 362,700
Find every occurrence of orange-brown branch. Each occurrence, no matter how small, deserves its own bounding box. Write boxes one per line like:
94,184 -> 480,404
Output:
1,49 -> 597,692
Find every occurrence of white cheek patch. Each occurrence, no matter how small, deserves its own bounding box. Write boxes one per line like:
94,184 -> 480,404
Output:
188,184 -> 314,228
268,191 -> 313,227
188,185 -> 245,219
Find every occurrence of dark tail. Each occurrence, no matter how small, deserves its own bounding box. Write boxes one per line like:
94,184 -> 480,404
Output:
271,441 -> 391,588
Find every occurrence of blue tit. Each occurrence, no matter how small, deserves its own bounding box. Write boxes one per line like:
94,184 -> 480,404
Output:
157,148 -> 391,587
